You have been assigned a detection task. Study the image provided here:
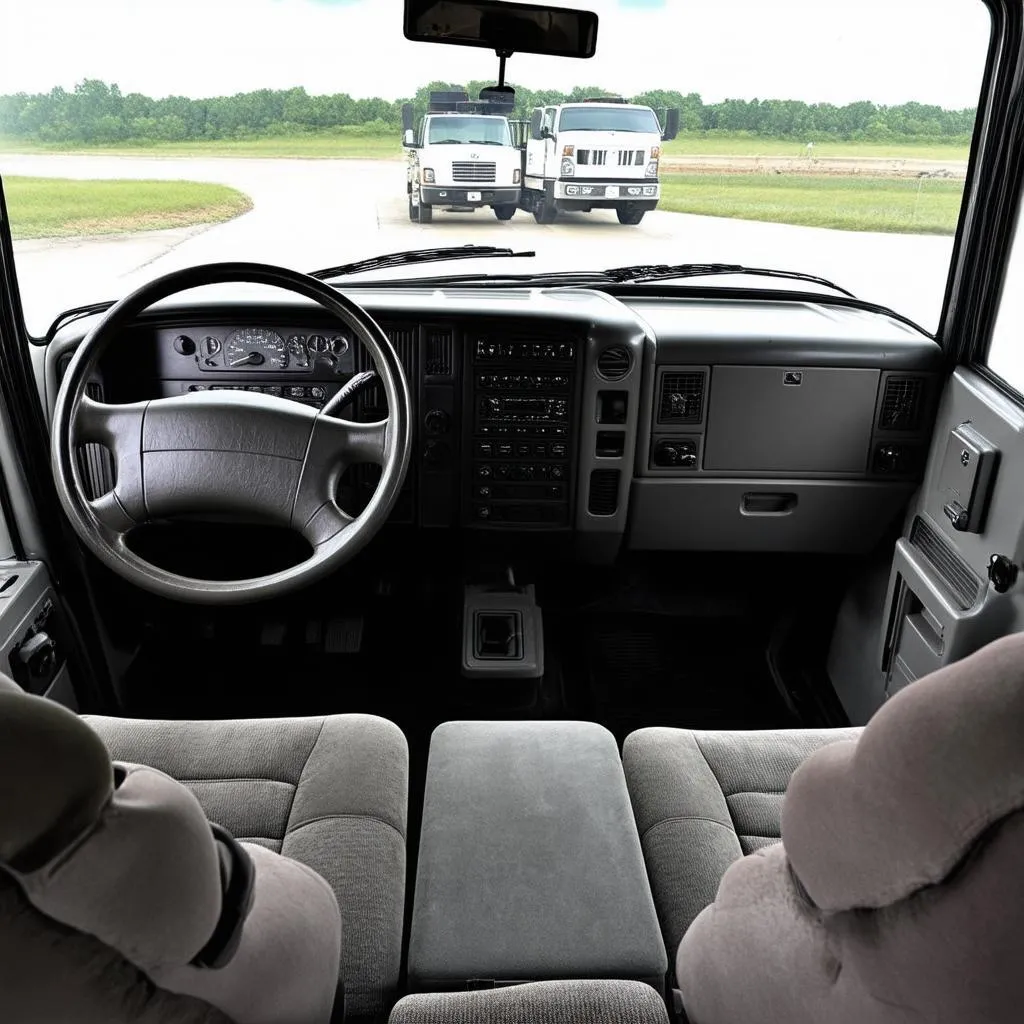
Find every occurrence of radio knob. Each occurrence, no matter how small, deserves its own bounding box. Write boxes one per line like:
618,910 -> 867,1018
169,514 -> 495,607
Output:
477,465 -> 493,479
424,409 -> 450,434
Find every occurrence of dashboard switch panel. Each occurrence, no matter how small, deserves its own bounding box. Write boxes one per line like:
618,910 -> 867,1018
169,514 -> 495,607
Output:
466,334 -> 579,527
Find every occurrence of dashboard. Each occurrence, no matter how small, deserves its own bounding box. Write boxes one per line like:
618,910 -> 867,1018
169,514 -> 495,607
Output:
40,287 -> 942,558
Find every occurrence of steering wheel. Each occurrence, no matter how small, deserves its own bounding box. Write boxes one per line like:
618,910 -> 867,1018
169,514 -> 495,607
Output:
51,263 -> 412,604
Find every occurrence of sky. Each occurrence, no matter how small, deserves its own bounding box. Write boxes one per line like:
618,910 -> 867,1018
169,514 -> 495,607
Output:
0,0 -> 992,108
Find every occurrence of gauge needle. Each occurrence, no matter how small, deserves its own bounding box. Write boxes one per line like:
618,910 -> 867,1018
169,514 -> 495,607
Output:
229,352 -> 264,367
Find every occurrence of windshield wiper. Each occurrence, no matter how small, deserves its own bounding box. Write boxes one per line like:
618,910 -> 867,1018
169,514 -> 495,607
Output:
601,263 -> 856,298
309,245 -> 535,282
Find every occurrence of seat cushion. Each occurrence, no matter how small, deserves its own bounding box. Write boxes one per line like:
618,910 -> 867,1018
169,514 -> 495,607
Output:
84,713 -> 408,1022
622,725 -> 860,972
389,980 -> 670,1024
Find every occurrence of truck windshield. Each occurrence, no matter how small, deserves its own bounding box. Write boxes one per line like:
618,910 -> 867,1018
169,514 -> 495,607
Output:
558,107 -> 661,133
427,117 -> 511,145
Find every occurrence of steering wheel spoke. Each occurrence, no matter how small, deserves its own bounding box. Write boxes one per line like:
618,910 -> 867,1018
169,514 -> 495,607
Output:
300,501 -> 355,549
75,395 -> 147,447
337,417 -> 389,466
88,491 -> 136,540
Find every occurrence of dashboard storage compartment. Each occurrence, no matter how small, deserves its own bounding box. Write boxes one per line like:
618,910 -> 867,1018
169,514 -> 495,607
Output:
407,721 -> 666,993
703,366 -> 879,473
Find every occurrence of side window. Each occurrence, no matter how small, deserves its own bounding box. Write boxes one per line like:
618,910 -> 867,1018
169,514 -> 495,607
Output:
986,208 -> 1024,395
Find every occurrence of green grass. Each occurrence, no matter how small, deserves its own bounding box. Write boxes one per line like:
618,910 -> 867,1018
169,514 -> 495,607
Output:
0,130 -> 969,163
660,172 -> 964,234
0,131 -> 401,160
663,134 -> 969,162
5,176 -> 253,239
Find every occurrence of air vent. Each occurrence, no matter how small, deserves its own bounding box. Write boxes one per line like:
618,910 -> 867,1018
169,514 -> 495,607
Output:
596,346 -> 631,381
910,516 -> 982,610
587,469 -> 620,516
658,370 -> 705,424
878,376 -> 924,432
58,354 -> 115,501
425,328 -> 453,377
355,324 -> 418,420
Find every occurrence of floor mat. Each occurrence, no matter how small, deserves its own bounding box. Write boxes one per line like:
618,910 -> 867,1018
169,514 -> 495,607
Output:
560,612 -> 797,743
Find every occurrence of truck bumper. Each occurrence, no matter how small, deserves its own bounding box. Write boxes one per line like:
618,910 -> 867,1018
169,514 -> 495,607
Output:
420,186 -> 520,207
554,180 -> 660,205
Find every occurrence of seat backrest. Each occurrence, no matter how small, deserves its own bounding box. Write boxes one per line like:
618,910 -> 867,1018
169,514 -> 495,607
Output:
676,632 -> 1024,1024
0,675 -> 341,1024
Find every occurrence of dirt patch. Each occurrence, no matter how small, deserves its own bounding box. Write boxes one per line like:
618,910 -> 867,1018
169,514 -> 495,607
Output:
661,155 -> 967,180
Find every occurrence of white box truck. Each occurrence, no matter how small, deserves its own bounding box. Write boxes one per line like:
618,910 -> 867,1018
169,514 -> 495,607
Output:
403,92 -> 522,223
518,98 -> 679,224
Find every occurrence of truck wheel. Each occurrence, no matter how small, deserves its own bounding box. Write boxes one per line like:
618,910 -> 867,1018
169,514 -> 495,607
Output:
417,202 -> 433,224
616,206 -> 645,225
494,204 -> 517,221
533,201 -> 558,225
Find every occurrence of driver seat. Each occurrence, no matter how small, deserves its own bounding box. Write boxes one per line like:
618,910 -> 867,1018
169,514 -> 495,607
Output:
0,674 -> 409,1024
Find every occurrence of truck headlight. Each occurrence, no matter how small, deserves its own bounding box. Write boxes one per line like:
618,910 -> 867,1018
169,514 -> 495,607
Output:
513,169 -> 521,184
422,168 -> 435,184
645,161 -> 659,178
561,158 -> 575,177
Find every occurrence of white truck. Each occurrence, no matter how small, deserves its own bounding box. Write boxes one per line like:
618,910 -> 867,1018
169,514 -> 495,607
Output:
518,98 -> 679,225
403,92 -> 522,223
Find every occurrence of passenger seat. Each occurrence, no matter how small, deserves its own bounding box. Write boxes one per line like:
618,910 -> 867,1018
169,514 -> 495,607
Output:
623,633 -> 1024,1023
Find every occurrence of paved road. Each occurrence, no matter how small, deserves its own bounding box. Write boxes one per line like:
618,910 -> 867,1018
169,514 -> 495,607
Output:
5,154 -> 955,336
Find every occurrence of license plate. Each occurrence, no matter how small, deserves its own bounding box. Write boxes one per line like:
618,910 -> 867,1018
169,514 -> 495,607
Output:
467,191 -> 482,202
605,185 -> 619,198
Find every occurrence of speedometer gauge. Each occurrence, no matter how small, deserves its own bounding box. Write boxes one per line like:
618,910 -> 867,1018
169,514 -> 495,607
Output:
225,328 -> 288,370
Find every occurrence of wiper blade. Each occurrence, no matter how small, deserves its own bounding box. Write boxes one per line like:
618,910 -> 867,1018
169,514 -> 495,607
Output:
602,263 -> 856,298
309,245 -> 535,282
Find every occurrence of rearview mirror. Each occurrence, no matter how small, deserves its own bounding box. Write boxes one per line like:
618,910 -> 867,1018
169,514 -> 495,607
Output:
403,129 -> 417,147
404,0 -> 598,59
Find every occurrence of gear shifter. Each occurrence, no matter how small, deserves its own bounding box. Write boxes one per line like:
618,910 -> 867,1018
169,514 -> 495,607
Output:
321,370 -> 378,416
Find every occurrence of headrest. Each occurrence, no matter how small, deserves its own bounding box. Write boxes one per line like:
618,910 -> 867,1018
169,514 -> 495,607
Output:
0,682 -> 112,872
783,632 -> 1024,912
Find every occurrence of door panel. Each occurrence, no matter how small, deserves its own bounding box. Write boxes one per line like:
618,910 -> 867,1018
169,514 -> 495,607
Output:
0,560 -> 75,705
830,367 -> 1024,722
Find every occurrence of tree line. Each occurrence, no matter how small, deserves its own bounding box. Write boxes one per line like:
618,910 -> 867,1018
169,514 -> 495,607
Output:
0,79 -> 976,145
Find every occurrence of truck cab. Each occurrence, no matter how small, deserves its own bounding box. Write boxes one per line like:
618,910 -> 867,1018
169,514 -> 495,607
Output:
404,93 -> 522,224
521,98 -> 677,224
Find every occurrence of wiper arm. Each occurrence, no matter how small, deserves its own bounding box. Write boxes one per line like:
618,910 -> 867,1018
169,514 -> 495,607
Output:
603,263 -> 856,298
309,245 -> 535,282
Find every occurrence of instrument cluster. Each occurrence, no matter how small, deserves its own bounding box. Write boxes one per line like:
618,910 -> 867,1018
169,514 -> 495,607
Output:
168,325 -> 356,375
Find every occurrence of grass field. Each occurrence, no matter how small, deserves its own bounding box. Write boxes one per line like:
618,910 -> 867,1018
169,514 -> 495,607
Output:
5,177 -> 253,239
0,131 -> 969,163
660,173 -> 964,234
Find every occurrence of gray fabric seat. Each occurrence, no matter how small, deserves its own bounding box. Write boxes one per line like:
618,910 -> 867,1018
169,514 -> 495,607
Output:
622,725 -> 860,969
84,713 -> 409,1023
389,980 -> 670,1024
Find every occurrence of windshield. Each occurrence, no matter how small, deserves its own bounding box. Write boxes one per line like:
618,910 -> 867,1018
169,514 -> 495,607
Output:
0,0 -> 990,335
558,106 -> 661,133
426,116 -> 511,145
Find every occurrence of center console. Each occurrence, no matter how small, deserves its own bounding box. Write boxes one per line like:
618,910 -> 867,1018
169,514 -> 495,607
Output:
465,333 -> 580,527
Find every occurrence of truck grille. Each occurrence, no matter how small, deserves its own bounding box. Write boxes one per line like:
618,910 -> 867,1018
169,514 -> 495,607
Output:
452,161 -> 496,182
617,149 -> 645,166
577,150 -> 607,165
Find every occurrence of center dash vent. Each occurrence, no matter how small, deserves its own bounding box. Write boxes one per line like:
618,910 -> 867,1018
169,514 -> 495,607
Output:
878,376 -> 924,432
596,346 -> 631,381
909,516 -> 982,610
658,370 -> 705,424
425,328 -> 453,377
587,469 -> 621,516
355,324 -> 418,419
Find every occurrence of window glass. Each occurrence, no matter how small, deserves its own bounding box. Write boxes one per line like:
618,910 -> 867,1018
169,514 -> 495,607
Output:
986,209 -> 1024,393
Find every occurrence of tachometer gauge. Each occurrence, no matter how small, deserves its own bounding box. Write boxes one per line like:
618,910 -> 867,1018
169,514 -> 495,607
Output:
225,328 -> 288,370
